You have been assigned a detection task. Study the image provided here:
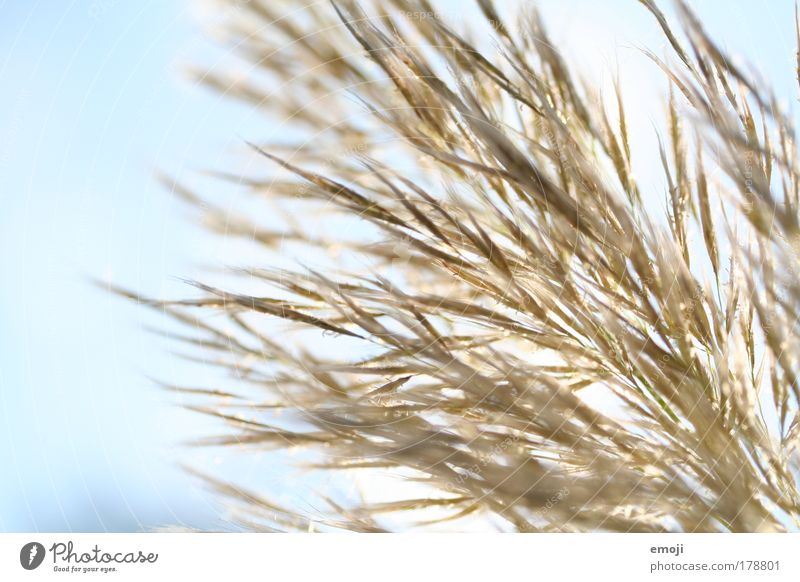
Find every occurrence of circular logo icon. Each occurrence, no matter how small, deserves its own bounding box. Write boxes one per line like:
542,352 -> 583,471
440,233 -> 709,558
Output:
20,542 -> 45,570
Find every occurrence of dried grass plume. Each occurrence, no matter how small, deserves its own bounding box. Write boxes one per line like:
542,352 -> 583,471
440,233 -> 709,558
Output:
122,0 -> 800,532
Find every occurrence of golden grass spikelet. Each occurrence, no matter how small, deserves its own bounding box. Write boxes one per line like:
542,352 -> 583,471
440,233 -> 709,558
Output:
127,0 -> 800,532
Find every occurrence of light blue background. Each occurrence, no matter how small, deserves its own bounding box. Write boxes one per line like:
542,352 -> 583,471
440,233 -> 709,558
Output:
0,0 -> 795,531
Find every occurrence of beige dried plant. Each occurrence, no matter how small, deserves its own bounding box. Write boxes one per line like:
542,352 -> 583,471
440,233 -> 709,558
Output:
121,0 -> 800,531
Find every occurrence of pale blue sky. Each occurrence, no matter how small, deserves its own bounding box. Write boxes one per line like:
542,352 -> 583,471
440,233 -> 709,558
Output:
0,0 -> 256,532
0,0 -> 796,532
